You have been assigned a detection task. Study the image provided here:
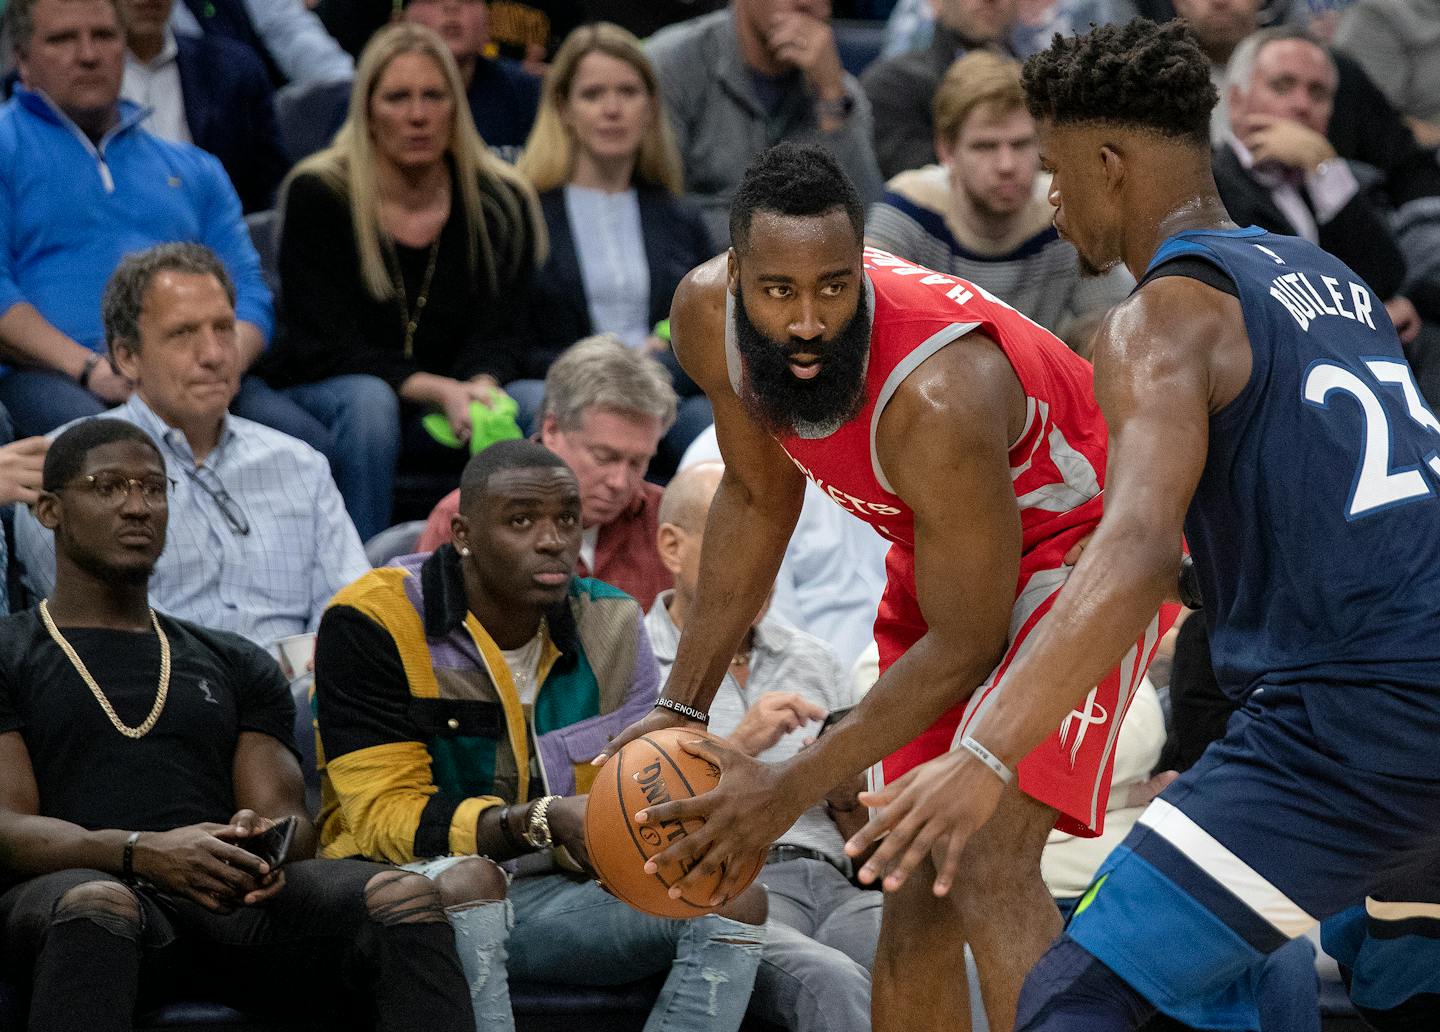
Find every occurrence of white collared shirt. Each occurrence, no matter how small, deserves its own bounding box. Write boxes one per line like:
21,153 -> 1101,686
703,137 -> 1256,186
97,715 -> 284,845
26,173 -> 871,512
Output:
15,395 -> 370,649
1227,131 -> 1359,244
123,32 -> 191,144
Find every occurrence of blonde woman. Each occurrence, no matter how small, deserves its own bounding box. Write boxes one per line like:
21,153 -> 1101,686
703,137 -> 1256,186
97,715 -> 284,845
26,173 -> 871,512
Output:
511,22 -> 714,479
260,21 -> 545,539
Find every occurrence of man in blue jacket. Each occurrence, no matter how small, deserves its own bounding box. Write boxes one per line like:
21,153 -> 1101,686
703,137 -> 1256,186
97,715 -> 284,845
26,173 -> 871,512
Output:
0,0 -> 322,452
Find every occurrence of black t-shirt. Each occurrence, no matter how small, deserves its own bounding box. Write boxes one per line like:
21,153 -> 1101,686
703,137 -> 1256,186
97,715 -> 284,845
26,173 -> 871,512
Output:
0,609 -> 297,834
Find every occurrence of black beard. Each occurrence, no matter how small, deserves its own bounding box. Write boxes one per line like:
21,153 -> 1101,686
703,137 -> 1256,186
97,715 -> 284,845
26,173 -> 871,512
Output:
732,284 -> 872,437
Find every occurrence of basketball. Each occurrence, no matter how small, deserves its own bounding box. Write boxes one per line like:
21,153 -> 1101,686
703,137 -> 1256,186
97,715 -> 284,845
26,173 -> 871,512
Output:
585,727 -> 765,919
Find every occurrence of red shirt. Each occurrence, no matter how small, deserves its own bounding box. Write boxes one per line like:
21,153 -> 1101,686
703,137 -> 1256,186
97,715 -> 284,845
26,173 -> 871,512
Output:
416,481 -> 672,610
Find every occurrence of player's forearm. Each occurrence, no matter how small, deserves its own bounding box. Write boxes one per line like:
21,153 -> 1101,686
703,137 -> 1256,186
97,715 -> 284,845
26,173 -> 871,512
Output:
0,304 -> 93,377
785,628 -> 1002,804
973,520 -> 1177,771
0,812 -> 133,879
661,471 -> 799,713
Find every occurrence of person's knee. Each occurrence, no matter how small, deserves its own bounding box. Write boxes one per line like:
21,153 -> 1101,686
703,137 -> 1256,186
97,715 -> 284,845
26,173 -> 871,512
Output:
363,869 -> 449,927
714,882 -> 767,927
432,856 -> 507,910
52,879 -> 143,941
340,376 -> 401,438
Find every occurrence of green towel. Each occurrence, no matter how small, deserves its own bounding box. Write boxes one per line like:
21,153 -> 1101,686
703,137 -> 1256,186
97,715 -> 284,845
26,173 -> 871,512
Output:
421,395 -> 523,455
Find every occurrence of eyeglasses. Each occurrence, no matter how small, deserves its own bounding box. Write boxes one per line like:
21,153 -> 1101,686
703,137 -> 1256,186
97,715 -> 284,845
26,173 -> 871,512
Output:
58,473 -> 175,507
183,465 -> 251,536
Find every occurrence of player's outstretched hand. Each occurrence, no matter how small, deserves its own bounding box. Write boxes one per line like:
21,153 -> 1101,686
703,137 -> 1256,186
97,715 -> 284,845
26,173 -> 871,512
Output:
591,705 -> 700,766
844,750 -> 1005,897
635,735 -> 798,907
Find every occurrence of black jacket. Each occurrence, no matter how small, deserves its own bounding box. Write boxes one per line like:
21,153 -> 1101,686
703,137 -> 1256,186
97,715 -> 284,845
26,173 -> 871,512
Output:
523,185 -> 713,379
1212,143 -> 1407,302
176,33 -> 288,213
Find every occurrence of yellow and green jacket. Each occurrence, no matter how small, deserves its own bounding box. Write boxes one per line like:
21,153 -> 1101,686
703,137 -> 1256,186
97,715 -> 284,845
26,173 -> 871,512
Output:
313,545 -> 659,864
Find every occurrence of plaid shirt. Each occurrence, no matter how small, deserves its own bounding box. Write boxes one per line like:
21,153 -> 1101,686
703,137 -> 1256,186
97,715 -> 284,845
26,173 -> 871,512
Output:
15,394 -> 368,648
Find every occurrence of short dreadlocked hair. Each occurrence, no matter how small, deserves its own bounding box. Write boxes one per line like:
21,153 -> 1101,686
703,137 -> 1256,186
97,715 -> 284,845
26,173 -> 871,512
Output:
1022,19 -> 1216,147
728,144 -> 865,253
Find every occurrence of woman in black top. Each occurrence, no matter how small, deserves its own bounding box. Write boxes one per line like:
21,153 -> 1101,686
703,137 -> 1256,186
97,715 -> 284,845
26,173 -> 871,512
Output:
261,22 -> 545,540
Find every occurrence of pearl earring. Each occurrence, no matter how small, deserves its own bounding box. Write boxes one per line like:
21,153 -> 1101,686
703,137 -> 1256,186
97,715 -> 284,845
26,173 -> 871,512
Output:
460,547 -> 471,556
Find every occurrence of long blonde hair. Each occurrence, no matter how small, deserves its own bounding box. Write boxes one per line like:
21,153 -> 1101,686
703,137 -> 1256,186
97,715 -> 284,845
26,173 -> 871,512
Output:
284,22 -> 546,301
518,22 -> 684,196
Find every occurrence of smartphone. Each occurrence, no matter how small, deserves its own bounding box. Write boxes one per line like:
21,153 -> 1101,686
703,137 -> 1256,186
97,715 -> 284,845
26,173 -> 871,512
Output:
818,705 -> 855,737
238,816 -> 297,869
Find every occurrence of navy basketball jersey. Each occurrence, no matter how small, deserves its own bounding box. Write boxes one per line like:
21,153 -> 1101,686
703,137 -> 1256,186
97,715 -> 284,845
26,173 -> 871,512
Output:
1145,228 -> 1440,758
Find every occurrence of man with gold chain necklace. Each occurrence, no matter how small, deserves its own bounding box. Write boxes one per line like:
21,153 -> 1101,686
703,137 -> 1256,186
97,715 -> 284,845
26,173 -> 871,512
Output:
0,418 -> 476,1031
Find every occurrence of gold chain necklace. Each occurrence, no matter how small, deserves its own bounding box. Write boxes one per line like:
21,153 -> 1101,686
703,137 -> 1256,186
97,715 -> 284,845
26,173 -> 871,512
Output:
38,599 -> 171,739
393,235 -> 442,360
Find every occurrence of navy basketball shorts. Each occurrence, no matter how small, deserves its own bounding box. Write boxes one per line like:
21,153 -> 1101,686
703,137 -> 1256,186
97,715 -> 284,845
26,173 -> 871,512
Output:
1064,683 -> 1440,1030
1321,862 -> 1440,1012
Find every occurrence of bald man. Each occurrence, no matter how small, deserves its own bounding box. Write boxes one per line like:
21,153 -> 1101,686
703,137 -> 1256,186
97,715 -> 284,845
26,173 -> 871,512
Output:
643,461 -> 884,1032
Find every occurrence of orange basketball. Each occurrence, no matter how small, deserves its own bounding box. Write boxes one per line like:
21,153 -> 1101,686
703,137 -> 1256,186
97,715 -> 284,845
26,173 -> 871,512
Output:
585,727 -> 765,919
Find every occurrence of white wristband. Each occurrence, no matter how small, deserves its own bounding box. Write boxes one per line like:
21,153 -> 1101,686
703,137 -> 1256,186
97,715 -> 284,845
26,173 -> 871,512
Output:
959,735 -> 1014,785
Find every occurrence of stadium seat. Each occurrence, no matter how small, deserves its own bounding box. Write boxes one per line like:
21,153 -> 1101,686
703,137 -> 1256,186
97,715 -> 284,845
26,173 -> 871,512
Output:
363,520 -> 427,567
243,210 -> 281,301
275,77 -> 351,164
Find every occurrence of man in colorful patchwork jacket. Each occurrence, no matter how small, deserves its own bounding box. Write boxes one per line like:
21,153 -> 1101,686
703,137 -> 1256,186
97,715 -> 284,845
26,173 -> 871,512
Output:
312,439 -> 766,1032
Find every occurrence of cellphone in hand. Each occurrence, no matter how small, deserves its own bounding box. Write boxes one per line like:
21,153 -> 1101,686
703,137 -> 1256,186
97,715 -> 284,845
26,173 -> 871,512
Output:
238,816 -> 297,869
817,705 -> 855,737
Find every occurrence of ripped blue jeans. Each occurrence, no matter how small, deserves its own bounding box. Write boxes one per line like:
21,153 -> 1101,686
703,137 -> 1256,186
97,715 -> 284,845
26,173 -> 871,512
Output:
404,856 -> 515,1032
505,871 -> 766,1032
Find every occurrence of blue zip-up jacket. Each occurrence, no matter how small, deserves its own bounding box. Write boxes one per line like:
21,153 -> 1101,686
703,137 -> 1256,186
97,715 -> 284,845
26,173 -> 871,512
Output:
0,86 -> 273,359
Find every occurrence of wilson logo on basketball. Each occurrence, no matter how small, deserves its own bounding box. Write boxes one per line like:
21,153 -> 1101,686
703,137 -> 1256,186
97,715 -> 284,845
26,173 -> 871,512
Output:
585,728 -> 764,919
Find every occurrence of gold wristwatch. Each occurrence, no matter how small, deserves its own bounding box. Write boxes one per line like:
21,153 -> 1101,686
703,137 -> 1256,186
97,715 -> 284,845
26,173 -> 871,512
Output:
522,795 -> 561,850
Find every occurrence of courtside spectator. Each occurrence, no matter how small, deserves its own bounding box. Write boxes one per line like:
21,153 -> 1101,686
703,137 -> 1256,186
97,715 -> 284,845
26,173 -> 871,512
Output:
1174,0 -> 1265,140
257,22 -> 545,540
14,244 -> 368,651
402,0 -> 541,158
1214,29 -> 1427,345
866,51 -> 1133,348
314,439 -> 764,1030
648,461 -> 878,1032
861,0 -> 1019,178
168,0 -> 353,85
679,425 -> 888,670
0,0 -> 326,452
0,417 -> 474,1032
418,335 -> 676,609
511,22 -> 714,477
1334,0 -> 1440,150
119,0 -> 288,212
1008,0 -> 1139,57
647,0 -> 883,245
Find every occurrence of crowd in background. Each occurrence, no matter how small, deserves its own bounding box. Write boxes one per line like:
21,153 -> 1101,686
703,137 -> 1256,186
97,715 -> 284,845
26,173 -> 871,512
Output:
0,0 -> 1437,1028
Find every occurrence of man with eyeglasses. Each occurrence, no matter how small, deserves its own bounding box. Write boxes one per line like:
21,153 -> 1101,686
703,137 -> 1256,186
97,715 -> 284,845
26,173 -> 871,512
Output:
0,416 -> 477,1031
14,243 -> 369,652
417,335 -> 678,609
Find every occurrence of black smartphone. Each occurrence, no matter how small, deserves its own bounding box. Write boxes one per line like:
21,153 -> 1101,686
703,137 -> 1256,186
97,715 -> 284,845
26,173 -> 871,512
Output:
818,705 -> 855,737
238,816 -> 297,869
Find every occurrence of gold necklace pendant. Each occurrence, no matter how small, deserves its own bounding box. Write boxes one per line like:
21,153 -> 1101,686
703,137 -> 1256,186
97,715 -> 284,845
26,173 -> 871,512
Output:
38,600 -> 172,739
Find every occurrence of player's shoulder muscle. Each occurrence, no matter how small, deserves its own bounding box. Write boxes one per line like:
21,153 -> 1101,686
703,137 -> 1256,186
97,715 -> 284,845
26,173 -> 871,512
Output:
1094,274 -> 1249,416
877,329 -> 1022,496
670,254 -> 731,395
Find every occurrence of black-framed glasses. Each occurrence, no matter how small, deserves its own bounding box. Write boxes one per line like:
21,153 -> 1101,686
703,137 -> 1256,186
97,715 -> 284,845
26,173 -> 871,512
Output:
58,473 -> 175,507
184,465 -> 250,536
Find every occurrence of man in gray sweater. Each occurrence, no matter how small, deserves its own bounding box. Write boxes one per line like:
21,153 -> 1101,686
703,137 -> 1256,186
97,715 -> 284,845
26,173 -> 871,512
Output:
647,0 -> 883,245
